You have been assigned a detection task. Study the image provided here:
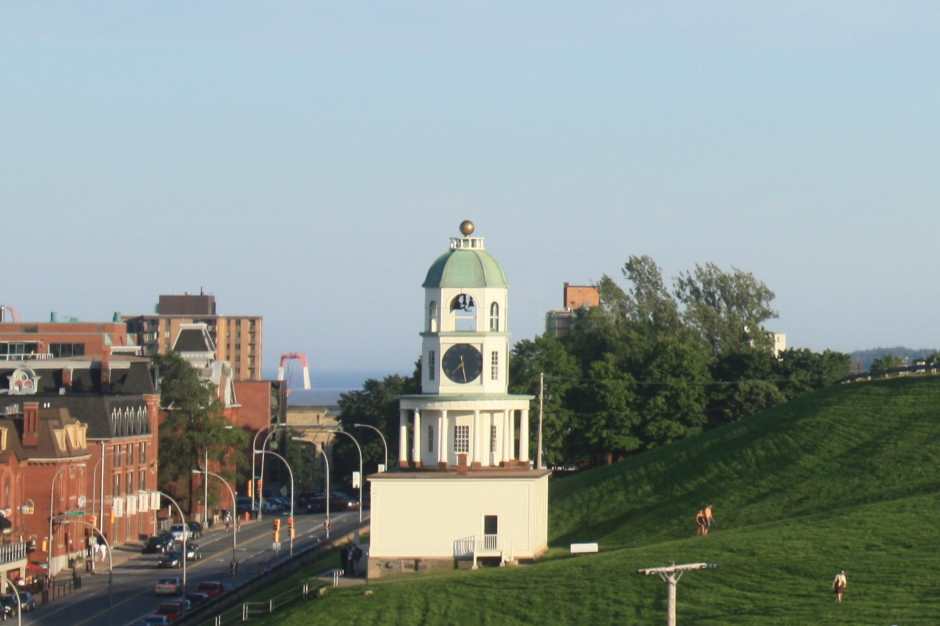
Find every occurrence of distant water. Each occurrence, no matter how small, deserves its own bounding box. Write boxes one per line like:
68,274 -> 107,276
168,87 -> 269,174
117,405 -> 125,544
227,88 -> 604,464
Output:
288,387 -> 350,408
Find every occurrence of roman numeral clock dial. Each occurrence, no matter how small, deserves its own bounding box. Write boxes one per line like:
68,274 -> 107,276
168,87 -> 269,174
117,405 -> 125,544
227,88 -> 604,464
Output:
442,344 -> 482,384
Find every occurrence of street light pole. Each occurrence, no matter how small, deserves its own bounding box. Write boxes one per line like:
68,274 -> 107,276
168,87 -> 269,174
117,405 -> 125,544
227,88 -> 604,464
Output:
48,466 -> 67,577
257,425 -> 284,521
192,469 -> 238,575
292,438 -> 330,539
158,492 -> 188,592
3,577 -> 22,626
253,450 -> 294,557
353,423 -> 388,472
637,562 -> 718,626
329,430 -> 363,524
63,518 -> 113,626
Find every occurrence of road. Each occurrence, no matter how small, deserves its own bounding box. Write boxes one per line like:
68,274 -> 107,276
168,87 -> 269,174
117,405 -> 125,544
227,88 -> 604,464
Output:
22,509 -> 363,626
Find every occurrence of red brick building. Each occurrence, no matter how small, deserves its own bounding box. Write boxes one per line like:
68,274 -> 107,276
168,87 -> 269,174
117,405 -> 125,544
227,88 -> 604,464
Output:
0,321 -> 138,360
0,358 -> 160,575
545,283 -> 601,337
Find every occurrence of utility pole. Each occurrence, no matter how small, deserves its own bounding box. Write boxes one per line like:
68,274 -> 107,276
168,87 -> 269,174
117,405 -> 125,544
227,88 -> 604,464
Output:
536,372 -> 544,469
637,562 -> 717,626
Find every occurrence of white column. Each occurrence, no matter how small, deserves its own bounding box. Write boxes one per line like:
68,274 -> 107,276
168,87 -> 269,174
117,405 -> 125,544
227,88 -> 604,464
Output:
472,409 -> 481,467
508,410 -> 516,461
438,411 -> 448,467
399,410 -> 408,467
519,408 -> 530,464
412,410 -> 422,468
501,410 -> 511,465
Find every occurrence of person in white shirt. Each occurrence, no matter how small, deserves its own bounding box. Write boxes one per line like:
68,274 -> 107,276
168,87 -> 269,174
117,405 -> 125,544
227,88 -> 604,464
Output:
832,570 -> 847,603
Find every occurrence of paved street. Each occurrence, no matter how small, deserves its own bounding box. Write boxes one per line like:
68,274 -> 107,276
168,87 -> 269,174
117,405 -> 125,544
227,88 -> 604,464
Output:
22,509 -> 364,626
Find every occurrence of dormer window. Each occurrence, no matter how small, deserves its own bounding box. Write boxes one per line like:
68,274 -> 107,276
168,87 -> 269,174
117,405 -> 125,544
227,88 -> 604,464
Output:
489,302 -> 499,331
451,294 -> 476,332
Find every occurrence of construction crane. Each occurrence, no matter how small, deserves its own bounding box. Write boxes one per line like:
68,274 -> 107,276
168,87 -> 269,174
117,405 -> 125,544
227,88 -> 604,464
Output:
0,305 -> 19,323
277,352 -> 311,395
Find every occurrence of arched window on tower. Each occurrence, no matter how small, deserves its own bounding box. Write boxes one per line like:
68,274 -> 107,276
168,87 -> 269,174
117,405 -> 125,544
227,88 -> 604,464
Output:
489,302 -> 500,331
428,301 -> 438,332
451,294 -> 476,332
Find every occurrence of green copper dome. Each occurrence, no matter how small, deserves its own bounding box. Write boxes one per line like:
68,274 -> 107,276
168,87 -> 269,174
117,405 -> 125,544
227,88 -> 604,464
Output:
422,248 -> 508,289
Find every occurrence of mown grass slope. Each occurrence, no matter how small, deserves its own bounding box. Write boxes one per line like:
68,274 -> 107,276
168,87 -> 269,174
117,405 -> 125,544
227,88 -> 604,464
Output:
255,378 -> 940,625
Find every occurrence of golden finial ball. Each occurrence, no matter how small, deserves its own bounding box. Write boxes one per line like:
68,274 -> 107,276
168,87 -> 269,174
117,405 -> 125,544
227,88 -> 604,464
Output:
459,220 -> 475,236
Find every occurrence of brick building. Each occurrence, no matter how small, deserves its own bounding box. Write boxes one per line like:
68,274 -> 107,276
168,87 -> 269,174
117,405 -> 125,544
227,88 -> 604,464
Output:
545,282 -> 601,337
0,321 -> 139,361
0,358 -> 160,575
123,292 -> 262,381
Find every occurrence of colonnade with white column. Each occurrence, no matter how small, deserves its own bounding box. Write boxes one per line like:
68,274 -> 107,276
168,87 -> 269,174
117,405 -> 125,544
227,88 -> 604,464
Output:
398,405 -> 530,470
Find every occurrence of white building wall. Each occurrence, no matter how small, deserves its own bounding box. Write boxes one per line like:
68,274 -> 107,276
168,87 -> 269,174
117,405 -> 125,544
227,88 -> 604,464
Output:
369,475 -> 549,560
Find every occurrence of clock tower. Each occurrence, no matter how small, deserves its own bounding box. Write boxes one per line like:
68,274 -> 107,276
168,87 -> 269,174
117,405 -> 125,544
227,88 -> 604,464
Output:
367,220 -> 549,579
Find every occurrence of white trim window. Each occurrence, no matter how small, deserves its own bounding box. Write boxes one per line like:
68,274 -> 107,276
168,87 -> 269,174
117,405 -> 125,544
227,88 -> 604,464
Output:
490,425 -> 497,453
454,425 -> 470,454
489,302 -> 499,331
428,301 -> 438,332
428,350 -> 436,381
428,425 -> 434,452
490,351 -> 499,381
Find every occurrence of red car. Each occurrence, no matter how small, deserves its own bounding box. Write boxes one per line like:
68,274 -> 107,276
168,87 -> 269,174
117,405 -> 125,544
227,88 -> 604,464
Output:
196,581 -> 225,598
156,601 -> 185,622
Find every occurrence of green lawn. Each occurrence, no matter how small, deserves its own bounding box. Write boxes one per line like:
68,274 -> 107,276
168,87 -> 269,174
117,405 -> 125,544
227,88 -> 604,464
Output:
249,378 -> 940,625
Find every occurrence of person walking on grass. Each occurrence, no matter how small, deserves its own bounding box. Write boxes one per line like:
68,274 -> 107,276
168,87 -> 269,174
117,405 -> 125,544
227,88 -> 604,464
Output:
704,504 -> 715,532
832,570 -> 847,603
695,507 -> 708,536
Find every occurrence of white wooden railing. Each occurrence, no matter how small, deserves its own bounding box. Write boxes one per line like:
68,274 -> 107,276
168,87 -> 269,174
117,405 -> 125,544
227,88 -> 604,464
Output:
482,534 -> 499,551
453,536 -> 475,558
0,542 -> 27,565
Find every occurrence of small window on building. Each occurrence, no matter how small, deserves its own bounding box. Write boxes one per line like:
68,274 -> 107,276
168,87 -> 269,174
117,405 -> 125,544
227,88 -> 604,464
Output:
489,302 -> 499,331
113,473 -> 121,495
428,351 -> 436,381
427,425 -> 434,453
454,425 -> 470,453
428,301 -> 438,332
491,351 -> 499,381
490,424 -> 497,451
127,471 -> 134,493
140,468 -> 146,490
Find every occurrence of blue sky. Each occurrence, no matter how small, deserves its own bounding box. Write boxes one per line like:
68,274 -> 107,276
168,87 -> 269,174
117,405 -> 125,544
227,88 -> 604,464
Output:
3,2 -> 939,376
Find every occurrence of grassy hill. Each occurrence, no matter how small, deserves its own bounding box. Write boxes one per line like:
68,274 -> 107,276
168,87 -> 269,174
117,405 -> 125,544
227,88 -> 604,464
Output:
253,378 -> 940,625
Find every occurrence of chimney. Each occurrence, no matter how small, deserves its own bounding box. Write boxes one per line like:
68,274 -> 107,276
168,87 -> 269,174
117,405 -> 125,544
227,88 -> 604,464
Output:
23,402 -> 39,447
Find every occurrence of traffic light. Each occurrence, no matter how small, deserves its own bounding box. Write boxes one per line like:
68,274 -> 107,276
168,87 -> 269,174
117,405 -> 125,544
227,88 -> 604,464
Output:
247,479 -> 253,499
287,516 -> 295,540
272,518 -> 281,544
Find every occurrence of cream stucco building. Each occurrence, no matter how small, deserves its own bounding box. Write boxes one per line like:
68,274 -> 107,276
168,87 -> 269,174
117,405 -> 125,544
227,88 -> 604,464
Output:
368,221 -> 550,578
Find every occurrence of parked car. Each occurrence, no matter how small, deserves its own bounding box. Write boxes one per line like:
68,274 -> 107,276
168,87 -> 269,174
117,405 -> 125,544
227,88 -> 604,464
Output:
136,615 -> 171,626
187,521 -> 203,539
153,577 -> 182,595
185,591 -> 210,606
155,601 -> 185,622
196,581 -> 226,598
144,534 -> 174,554
169,524 -> 191,542
17,591 -> 36,611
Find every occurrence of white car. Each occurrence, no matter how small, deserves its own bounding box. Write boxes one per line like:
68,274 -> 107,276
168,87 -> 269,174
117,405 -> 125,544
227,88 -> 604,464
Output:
154,577 -> 182,596
169,524 -> 192,542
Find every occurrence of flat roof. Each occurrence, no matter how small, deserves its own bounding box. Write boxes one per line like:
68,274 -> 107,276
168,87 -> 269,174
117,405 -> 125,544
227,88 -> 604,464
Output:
369,468 -> 551,480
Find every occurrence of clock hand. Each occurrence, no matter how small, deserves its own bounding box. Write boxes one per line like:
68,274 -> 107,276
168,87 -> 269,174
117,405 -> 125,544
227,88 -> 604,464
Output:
459,356 -> 467,382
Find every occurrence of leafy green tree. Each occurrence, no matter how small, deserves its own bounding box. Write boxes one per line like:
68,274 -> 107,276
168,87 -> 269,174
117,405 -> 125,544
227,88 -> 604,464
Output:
568,355 -> 640,464
155,353 -> 248,513
674,263 -> 778,356
509,335 -> 580,465
335,369 -> 419,485
775,349 -> 851,399
871,354 -> 905,375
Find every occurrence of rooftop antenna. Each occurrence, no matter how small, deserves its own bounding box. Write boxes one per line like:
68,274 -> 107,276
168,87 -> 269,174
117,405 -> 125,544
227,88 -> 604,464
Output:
637,562 -> 718,626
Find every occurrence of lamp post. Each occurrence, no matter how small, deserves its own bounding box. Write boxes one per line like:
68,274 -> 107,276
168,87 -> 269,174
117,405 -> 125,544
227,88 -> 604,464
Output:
329,430 -> 363,524
255,449 -> 294,557
191,468 -> 238,574
48,466 -> 68,577
292,438 -> 330,539
353,423 -> 388,472
3,577 -> 22,626
62,518 -> 113,626
202,425 -> 233,528
256,425 -> 285,521
158,492 -> 187,592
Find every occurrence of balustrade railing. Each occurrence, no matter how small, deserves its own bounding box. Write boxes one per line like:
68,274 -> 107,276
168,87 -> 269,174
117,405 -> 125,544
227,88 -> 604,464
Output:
0,542 -> 28,565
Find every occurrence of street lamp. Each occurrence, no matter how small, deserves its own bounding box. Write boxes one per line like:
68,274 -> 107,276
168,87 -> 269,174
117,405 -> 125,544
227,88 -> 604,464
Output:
253,450 -> 294,557
329,429 -> 363,524
60,518 -> 114,626
191,468 -> 238,575
3,577 -> 22,626
202,425 -> 234,528
292,437 -> 330,539
158,491 -> 188,592
48,466 -> 68,577
256,424 -> 285,521
352,423 -> 388,472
